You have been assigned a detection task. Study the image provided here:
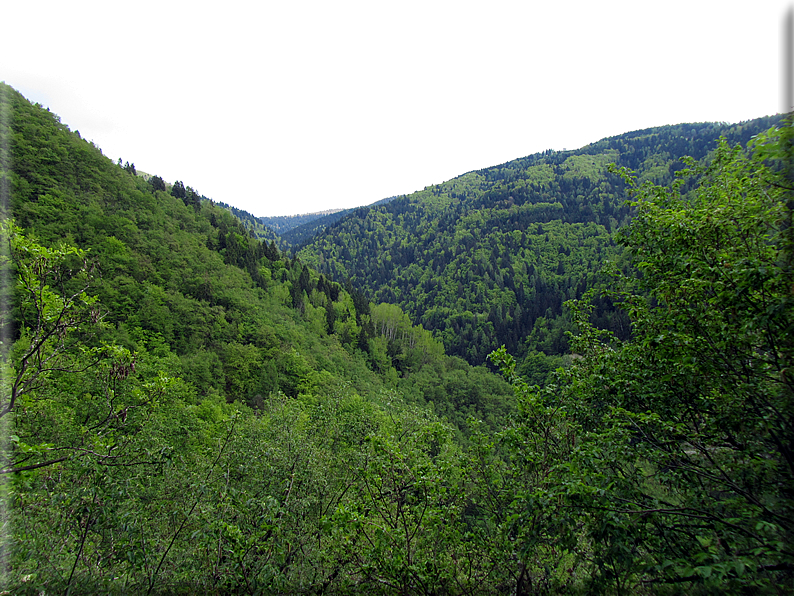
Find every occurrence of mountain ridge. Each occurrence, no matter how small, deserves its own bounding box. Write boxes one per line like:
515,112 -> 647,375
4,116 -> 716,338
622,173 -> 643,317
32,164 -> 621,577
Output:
297,114 -> 783,370
3,80 -> 791,593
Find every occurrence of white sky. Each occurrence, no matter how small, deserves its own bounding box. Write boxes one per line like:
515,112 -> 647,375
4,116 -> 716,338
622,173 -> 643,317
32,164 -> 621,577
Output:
1,0 -> 791,217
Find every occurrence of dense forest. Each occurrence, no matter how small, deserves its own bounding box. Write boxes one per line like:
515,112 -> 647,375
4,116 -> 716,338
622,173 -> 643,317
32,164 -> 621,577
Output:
280,209 -> 356,247
297,116 -> 783,379
275,197 -> 399,247
1,82 -> 792,594
260,210 -> 345,236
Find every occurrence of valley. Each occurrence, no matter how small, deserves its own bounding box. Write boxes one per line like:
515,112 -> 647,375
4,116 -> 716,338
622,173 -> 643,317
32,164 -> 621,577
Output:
1,82 -> 791,594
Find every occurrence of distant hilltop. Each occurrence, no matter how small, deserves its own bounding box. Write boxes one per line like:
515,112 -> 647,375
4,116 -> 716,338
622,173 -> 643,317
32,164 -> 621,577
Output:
259,210 -> 346,235
298,208 -> 345,217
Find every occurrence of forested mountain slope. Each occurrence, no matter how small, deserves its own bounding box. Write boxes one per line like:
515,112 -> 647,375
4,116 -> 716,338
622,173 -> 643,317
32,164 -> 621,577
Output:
2,82 -> 515,431
3,82 -> 791,593
279,197 -> 399,246
214,199 -> 284,246
260,209 -> 345,235
0,83 -> 523,591
281,207 -> 355,245
298,116 -> 782,369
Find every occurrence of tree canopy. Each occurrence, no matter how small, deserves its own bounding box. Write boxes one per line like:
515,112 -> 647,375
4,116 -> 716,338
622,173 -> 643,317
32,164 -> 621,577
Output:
1,80 -> 791,594
488,122 -> 794,592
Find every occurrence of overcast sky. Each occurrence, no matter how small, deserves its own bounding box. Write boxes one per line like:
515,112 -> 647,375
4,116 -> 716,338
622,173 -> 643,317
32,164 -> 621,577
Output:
2,1 -> 791,217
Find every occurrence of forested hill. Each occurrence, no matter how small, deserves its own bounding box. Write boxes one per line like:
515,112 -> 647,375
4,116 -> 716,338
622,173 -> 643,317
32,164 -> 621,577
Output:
213,200 -> 283,245
280,208 -> 355,245
298,116 -> 782,369
260,209 -> 345,235
4,82 -> 793,593
1,81 -> 515,428
0,82 -> 528,592
278,197 -> 400,246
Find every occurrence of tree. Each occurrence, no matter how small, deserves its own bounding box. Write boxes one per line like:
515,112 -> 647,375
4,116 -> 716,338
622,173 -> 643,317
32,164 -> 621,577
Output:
1,221 -> 144,474
583,128 -> 794,590
171,180 -> 186,199
185,185 -> 201,209
2,221 -> 102,419
488,123 -> 794,593
150,175 -> 166,192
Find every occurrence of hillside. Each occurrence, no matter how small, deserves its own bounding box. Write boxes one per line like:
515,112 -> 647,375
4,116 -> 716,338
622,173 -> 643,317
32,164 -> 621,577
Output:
3,82 -> 791,593
298,116 -> 783,372
214,199 -> 284,246
281,207 -> 355,245
1,82 -> 518,427
277,197 -> 400,247
260,209 -> 346,235
0,83 -> 523,592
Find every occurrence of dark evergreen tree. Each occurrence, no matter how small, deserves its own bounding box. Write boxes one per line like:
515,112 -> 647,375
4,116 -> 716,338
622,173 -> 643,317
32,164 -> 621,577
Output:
171,180 -> 186,199
150,175 -> 166,192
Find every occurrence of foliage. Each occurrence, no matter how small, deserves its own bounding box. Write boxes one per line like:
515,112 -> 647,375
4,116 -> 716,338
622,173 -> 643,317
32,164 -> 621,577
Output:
260,209 -> 346,235
486,123 -> 794,593
1,84 -> 519,593
298,116 -> 782,371
4,80 -> 790,595
0,221 -> 155,476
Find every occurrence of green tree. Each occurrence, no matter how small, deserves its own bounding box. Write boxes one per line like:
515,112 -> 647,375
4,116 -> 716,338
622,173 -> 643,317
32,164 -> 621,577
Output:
492,126 -> 794,593
170,180 -> 186,199
1,221 -> 148,474
150,175 -> 166,192
578,128 -> 794,590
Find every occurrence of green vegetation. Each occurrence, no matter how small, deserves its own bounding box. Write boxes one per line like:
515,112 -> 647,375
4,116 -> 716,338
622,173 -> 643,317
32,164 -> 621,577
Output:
483,124 -> 794,592
260,210 -> 345,235
298,117 -> 782,376
214,200 -> 285,247
0,84 -> 513,592
1,81 -> 792,593
280,209 -> 355,247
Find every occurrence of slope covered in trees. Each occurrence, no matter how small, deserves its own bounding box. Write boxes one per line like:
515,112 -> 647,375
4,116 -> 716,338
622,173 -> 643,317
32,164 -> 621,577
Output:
281,208 -> 355,246
278,197 -> 399,247
1,83 -> 519,431
214,200 -> 284,246
0,83 -> 520,592
298,117 -> 783,372
2,81 -> 791,593
486,125 -> 794,592
260,209 -> 345,235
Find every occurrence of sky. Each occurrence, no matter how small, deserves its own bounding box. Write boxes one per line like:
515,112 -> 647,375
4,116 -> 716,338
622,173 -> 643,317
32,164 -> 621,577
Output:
1,0 -> 791,217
